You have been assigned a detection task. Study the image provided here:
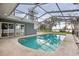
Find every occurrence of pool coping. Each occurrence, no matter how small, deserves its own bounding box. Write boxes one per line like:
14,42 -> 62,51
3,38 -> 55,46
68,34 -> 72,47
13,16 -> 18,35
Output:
18,33 -> 66,39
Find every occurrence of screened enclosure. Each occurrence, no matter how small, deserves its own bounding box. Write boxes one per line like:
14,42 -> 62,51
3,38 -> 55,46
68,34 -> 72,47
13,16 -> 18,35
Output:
0,3 -> 79,37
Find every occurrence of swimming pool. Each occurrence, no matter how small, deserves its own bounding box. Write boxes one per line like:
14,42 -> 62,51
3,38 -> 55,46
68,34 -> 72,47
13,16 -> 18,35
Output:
18,34 -> 65,52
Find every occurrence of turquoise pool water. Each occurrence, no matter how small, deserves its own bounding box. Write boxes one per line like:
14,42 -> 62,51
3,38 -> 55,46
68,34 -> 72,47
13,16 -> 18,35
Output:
18,34 -> 65,52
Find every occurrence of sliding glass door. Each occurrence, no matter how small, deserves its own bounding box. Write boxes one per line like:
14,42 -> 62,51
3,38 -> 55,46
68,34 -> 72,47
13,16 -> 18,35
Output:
8,24 -> 14,37
2,23 -> 8,37
1,22 -> 14,37
15,24 -> 25,36
15,24 -> 21,36
1,22 -> 25,38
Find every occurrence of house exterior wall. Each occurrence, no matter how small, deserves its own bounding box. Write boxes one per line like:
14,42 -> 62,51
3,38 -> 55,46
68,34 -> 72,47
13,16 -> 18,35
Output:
25,23 -> 36,35
0,18 -> 36,38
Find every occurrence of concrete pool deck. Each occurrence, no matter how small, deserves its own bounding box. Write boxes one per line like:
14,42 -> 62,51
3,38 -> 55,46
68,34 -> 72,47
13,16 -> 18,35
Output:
0,34 -> 79,56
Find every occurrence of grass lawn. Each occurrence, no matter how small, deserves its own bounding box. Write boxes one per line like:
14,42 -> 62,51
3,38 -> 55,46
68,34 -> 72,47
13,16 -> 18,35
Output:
52,31 -> 72,35
38,31 -> 72,35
